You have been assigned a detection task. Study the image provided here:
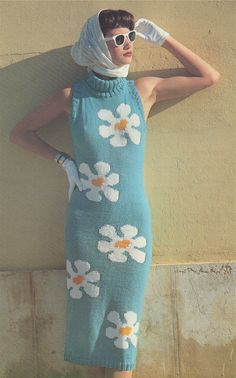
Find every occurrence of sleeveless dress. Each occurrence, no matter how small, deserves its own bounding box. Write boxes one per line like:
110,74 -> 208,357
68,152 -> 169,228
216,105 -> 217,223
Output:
64,70 -> 153,371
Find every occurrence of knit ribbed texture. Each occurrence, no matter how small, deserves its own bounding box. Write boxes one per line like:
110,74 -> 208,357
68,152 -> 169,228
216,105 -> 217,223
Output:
64,70 -> 153,371
85,70 -> 126,96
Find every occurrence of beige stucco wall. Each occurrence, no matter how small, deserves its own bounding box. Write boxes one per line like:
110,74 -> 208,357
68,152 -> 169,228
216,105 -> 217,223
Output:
1,1 -> 235,377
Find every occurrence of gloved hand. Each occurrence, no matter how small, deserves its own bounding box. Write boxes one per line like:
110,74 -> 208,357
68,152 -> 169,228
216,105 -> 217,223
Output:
135,18 -> 170,46
61,158 -> 83,200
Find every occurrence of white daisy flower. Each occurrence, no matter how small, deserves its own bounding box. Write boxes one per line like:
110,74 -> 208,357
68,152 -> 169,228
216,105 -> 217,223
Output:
78,161 -> 119,202
98,103 -> 141,147
66,259 -> 100,299
97,224 -> 146,263
105,310 -> 140,349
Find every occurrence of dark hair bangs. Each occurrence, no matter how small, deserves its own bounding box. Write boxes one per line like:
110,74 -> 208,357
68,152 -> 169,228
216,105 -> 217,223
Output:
99,9 -> 135,36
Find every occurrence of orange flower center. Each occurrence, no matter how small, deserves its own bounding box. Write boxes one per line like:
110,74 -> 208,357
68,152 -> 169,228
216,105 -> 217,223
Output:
119,326 -> 133,336
91,176 -> 105,187
115,239 -> 131,249
73,275 -> 85,285
114,119 -> 128,132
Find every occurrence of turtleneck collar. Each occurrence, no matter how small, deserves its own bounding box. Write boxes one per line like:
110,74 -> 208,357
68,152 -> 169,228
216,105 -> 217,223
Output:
84,70 -> 126,97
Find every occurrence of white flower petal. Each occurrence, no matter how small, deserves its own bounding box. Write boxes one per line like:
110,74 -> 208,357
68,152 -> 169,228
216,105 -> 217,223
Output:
107,311 -> 122,327
67,277 -> 73,290
86,271 -> 100,283
129,248 -> 146,263
110,134 -> 127,147
103,186 -> 119,202
97,240 -> 113,253
73,259 -> 91,275
133,322 -> 140,333
116,103 -> 131,117
124,311 -> 138,326
114,336 -> 129,349
106,173 -> 119,186
98,109 -> 116,123
98,224 -> 117,239
120,224 -> 138,239
108,251 -> 128,263
86,188 -> 102,202
66,260 -> 74,276
79,162 -> 94,178
83,282 -> 100,297
129,113 -> 141,127
99,125 -> 113,138
70,287 -> 83,299
128,127 -> 141,144
94,161 -> 110,176
133,236 -> 147,248
106,326 -> 119,339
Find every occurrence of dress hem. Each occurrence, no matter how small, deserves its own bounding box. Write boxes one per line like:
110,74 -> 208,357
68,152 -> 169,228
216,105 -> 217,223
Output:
64,352 -> 136,371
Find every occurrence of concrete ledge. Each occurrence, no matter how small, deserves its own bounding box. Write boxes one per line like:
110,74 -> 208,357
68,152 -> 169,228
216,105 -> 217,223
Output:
0,263 -> 235,377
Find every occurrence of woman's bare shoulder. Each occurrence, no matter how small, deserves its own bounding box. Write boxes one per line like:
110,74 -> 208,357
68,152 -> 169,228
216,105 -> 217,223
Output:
134,77 -> 156,100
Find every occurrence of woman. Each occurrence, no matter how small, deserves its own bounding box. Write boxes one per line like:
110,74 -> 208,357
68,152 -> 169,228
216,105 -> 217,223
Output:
9,8 -> 220,378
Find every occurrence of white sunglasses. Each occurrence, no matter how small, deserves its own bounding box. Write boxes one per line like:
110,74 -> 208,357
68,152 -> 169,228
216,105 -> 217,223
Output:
104,30 -> 136,46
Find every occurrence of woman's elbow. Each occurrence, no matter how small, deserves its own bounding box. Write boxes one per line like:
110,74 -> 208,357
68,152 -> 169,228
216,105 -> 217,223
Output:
207,71 -> 221,86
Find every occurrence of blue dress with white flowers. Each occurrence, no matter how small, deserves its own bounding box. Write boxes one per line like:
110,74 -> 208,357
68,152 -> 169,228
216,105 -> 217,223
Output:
64,70 -> 153,371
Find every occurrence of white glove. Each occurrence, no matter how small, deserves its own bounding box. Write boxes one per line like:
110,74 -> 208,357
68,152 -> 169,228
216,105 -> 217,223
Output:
61,158 -> 83,200
135,18 -> 170,46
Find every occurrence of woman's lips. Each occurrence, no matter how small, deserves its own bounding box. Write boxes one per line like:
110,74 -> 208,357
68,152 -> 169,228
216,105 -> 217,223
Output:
124,52 -> 132,56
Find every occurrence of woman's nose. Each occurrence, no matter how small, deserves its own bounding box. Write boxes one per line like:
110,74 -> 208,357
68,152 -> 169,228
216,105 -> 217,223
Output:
124,37 -> 131,47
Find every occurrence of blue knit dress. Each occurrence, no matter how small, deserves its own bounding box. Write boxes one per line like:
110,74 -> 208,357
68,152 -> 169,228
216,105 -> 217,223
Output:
64,70 -> 153,371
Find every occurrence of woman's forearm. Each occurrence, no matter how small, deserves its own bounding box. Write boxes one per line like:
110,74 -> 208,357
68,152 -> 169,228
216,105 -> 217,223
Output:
161,35 -> 220,80
10,130 -> 60,161
9,86 -> 71,161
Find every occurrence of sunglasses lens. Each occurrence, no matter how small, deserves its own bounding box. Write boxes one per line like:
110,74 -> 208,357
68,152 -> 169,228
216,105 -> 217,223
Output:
129,30 -> 136,42
115,35 -> 125,45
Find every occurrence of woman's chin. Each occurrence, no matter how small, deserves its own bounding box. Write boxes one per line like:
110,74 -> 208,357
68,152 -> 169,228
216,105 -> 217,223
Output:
115,58 -> 132,65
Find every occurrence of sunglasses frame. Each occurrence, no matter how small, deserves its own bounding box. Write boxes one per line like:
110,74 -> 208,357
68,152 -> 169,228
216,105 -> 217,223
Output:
104,30 -> 136,47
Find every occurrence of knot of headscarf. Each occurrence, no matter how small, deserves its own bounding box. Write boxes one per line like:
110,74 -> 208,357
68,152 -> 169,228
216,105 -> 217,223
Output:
70,9 -> 130,78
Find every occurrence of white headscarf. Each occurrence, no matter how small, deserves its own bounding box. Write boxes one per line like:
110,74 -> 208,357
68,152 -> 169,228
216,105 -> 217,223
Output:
70,9 -> 130,78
